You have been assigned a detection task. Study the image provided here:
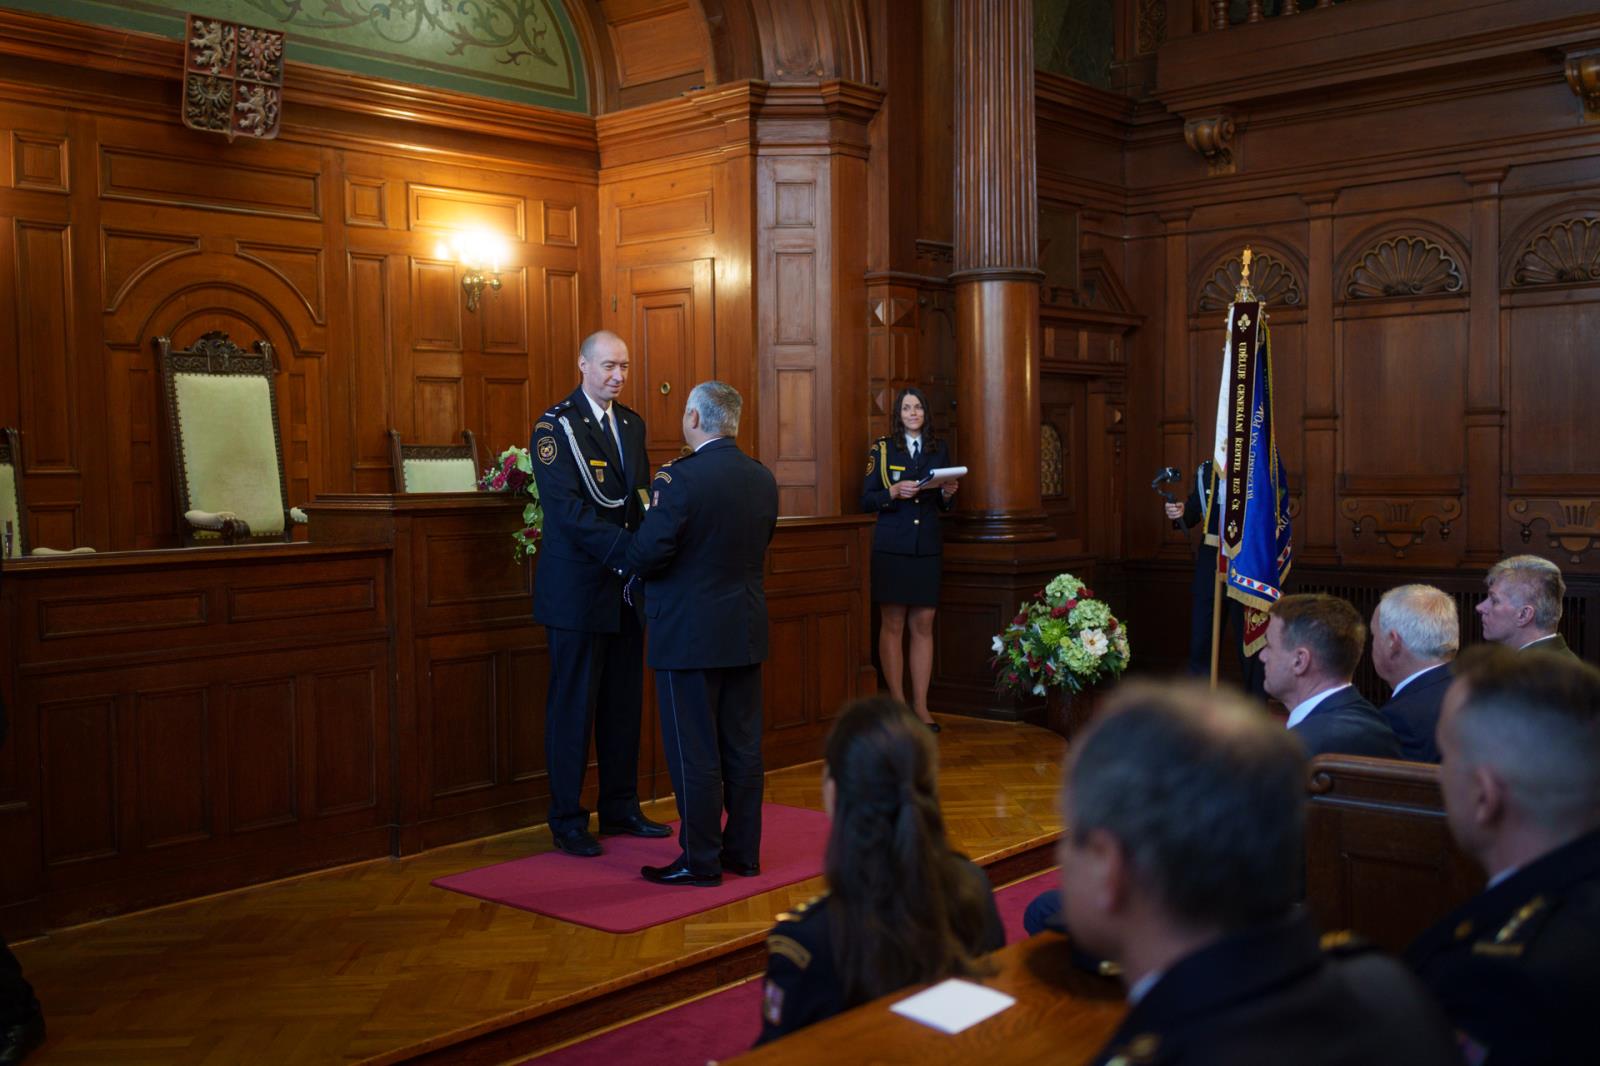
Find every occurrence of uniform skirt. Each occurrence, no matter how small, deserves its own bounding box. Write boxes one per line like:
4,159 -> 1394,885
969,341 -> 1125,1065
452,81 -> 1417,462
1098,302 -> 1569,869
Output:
871,550 -> 942,606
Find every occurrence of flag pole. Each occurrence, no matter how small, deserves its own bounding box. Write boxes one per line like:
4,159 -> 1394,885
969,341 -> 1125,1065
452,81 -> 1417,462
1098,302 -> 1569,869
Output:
1213,247 -> 1257,690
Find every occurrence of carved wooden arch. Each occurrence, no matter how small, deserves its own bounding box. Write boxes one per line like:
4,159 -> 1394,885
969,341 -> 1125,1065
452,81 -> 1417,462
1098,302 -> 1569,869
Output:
108,250 -> 324,356
1335,219 -> 1469,301
1190,238 -> 1307,315
1499,200 -> 1600,290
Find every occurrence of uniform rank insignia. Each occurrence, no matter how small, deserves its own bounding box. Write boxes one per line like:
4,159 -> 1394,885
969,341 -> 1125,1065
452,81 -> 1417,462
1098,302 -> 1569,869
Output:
537,436 -> 557,465
534,421 -> 554,432
589,458 -> 607,467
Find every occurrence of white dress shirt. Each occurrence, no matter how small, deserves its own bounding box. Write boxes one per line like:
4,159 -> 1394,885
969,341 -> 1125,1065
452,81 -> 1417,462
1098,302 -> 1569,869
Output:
581,389 -> 624,458
1286,683 -> 1353,730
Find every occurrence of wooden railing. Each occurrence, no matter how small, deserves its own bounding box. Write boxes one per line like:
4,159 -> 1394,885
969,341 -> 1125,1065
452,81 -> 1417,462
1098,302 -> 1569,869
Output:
1210,0 -> 1348,29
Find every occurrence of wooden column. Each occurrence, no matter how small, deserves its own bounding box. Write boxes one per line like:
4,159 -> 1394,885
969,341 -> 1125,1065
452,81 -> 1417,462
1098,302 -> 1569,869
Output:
1464,169 -> 1506,565
1302,192 -> 1339,565
950,0 -> 1052,542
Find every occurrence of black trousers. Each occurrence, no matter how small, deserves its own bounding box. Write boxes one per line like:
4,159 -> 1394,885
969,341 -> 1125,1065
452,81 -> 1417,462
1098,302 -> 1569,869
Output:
1190,548 -> 1266,695
655,664 -> 765,876
543,612 -> 645,836
0,937 -> 36,1026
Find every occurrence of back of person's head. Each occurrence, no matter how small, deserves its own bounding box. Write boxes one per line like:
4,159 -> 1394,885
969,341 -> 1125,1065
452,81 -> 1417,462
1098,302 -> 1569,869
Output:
1270,593 -> 1366,680
1375,584 -> 1459,661
1063,681 -> 1307,940
824,697 -> 992,1004
1485,554 -> 1565,631
1443,645 -> 1600,848
685,380 -> 741,437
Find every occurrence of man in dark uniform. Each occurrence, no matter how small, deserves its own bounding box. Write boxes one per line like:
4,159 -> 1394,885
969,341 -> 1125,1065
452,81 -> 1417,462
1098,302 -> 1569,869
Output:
1163,459 -> 1263,693
1061,680 -> 1461,1066
1475,554 -> 1579,657
1407,645 -> 1600,1065
528,330 -> 669,857
0,565 -> 45,1065
1370,583 -> 1457,762
626,381 -> 778,887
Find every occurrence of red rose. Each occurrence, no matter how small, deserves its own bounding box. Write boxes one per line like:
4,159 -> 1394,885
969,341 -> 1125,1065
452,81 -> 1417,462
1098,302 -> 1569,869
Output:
1064,599 -> 1078,610
1108,618 -> 1119,632
1050,605 -> 1070,618
1013,612 -> 1028,625
1081,587 -> 1095,598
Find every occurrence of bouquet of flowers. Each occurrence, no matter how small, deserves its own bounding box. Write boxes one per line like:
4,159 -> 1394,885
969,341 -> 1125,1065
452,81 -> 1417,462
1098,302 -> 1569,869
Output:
990,572 -> 1130,697
479,445 -> 543,562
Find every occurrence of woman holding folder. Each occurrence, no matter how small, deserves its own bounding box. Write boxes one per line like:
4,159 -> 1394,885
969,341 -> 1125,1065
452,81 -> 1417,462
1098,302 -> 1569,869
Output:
860,387 -> 960,732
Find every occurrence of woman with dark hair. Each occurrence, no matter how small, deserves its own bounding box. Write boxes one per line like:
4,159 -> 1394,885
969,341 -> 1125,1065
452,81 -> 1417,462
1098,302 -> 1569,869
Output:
861,387 -> 959,732
755,697 -> 1003,1043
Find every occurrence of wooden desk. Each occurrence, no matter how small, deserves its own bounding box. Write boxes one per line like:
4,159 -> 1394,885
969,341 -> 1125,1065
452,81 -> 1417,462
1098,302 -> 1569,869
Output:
730,934 -> 1127,1066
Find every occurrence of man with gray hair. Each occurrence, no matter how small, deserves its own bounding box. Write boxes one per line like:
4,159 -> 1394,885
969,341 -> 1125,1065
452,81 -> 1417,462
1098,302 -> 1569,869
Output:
1407,645 -> 1600,1064
1476,554 -> 1576,656
1372,584 -> 1458,762
627,382 -> 779,887
1065,682 -> 1460,1066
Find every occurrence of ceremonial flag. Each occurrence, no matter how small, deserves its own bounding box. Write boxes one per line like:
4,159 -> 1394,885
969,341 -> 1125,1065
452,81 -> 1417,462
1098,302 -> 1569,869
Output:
1207,264 -> 1293,655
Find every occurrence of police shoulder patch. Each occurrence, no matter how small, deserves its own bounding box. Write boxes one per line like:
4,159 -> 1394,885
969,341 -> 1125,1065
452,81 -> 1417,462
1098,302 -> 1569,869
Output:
653,470 -> 672,484
766,934 -> 812,970
534,420 -> 554,433
537,436 -> 557,465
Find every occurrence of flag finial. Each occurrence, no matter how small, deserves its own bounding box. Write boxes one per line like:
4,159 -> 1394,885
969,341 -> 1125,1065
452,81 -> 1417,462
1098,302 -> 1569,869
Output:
1235,246 -> 1256,302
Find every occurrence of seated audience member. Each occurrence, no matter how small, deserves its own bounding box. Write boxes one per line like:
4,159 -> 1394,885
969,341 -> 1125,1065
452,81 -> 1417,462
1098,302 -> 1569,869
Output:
1066,681 -> 1461,1066
1476,555 -> 1575,656
1261,594 -> 1402,759
755,697 -> 1004,1043
1407,646 -> 1600,1065
1372,584 -> 1459,762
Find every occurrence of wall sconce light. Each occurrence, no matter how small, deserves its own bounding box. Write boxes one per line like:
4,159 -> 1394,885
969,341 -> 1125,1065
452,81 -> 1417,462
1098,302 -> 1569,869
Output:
437,229 -> 507,313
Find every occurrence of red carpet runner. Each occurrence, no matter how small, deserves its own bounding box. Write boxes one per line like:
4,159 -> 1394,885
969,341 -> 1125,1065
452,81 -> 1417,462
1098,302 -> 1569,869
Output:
522,869 -> 1060,1065
431,803 -> 833,934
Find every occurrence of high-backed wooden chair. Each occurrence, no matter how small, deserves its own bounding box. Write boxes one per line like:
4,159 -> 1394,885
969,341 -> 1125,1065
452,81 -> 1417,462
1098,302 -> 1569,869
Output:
387,429 -> 480,493
1,427 -> 94,558
155,331 -> 307,546
1304,754 -> 1485,952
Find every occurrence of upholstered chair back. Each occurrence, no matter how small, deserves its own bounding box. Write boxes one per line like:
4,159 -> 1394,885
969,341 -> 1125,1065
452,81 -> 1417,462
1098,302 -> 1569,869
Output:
0,427 -> 22,558
389,429 -> 480,493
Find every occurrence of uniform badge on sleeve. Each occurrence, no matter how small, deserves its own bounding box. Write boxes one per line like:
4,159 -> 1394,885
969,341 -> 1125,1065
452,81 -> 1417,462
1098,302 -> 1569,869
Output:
537,436 -> 557,465
866,451 -> 876,476
762,980 -> 785,1025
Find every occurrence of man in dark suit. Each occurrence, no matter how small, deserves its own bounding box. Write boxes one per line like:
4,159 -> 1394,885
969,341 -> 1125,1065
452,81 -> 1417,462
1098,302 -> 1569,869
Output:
1476,554 -> 1579,657
528,330 -> 669,857
1260,593 -> 1401,759
627,381 -> 778,887
1370,583 -> 1458,762
0,566 -> 45,1065
1063,681 -> 1460,1066
1407,645 -> 1600,1065
1163,458 -> 1264,693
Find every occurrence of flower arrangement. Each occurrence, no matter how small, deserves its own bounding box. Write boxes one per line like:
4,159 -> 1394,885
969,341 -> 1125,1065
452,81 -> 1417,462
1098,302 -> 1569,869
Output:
990,573 -> 1130,697
479,445 -> 543,562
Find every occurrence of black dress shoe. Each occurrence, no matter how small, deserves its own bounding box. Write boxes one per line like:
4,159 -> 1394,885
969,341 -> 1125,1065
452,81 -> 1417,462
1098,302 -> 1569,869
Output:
641,861 -> 722,887
551,828 -> 602,857
0,1008 -> 44,1066
721,857 -> 761,878
599,812 -> 672,838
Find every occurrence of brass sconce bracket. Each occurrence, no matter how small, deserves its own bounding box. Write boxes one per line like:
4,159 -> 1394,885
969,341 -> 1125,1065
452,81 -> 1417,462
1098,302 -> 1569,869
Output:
462,269 -> 502,313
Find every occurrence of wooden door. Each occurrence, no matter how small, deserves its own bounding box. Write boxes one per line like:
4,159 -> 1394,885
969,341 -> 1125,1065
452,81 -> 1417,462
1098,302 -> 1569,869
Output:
613,260 -> 715,471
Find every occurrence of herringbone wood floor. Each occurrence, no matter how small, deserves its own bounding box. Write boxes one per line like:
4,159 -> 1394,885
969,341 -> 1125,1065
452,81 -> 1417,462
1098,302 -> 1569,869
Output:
13,716 -> 1067,1065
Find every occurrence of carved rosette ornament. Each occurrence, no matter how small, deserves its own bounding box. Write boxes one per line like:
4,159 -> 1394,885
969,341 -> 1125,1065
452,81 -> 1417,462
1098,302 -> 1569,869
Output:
1511,218 -> 1600,287
1509,499 -> 1600,563
182,14 -> 285,142
1183,113 -> 1236,175
1198,252 -> 1302,312
1565,50 -> 1600,123
1341,497 -> 1461,558
1344,236 -> 1464,300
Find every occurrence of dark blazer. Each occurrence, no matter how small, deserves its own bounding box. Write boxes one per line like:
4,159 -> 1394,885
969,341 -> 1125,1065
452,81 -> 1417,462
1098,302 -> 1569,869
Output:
1381,663 -> 1452,763
756,856 -> 1005,1045
1091,910 -> 1461,1066
1407,827 -> 1600,1066
1290,685 -> 1402,760
860,434 -> 954,556
1521,632 -> 1578,658
528,388 -> 649,634
627,437 -> 778,671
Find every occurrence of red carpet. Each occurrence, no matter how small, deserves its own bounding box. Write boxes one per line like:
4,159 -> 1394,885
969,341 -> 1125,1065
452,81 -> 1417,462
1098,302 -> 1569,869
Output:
522,868 -> 1060,1065
431,803 -> 832,933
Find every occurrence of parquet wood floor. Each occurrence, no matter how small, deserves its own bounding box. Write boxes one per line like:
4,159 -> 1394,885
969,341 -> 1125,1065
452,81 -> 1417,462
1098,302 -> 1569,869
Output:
12,716 -> 1067,1065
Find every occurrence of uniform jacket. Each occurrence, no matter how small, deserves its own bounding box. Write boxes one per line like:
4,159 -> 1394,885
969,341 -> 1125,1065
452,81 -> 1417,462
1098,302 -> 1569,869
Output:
1091,911 -> 1462,1066
755,857 -> 1005,1045
626,437 -> 778,671
528,387 -> 648,633
1380,662 -> 1452,763
860,435 -> 954,556
1407,827 -> 1600,1066
1290,686 -> 1403,761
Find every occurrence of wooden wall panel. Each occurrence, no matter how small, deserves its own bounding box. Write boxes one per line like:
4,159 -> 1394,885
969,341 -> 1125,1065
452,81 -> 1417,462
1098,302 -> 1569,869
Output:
133,687 -> 211,850
226,679 -> 298,833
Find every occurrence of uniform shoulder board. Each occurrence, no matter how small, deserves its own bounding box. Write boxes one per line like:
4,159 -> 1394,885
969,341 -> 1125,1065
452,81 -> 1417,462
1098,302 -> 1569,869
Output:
1470,895 -> 1549,957
544,399 -> 573,417
776,891 -> 829,924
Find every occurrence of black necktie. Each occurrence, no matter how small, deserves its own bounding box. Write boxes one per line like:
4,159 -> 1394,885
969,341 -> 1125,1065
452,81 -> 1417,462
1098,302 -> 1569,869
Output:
599,411 -> 623,478
911,439 -> 920,463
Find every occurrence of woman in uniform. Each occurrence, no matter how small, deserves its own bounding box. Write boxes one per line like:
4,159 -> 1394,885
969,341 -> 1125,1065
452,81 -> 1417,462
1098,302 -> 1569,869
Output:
860,387 -> 958,732
754,697 -> 1003,1044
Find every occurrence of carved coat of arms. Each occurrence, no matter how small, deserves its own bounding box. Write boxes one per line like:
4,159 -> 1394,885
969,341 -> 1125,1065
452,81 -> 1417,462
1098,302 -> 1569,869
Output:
182,14 -> 285,141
